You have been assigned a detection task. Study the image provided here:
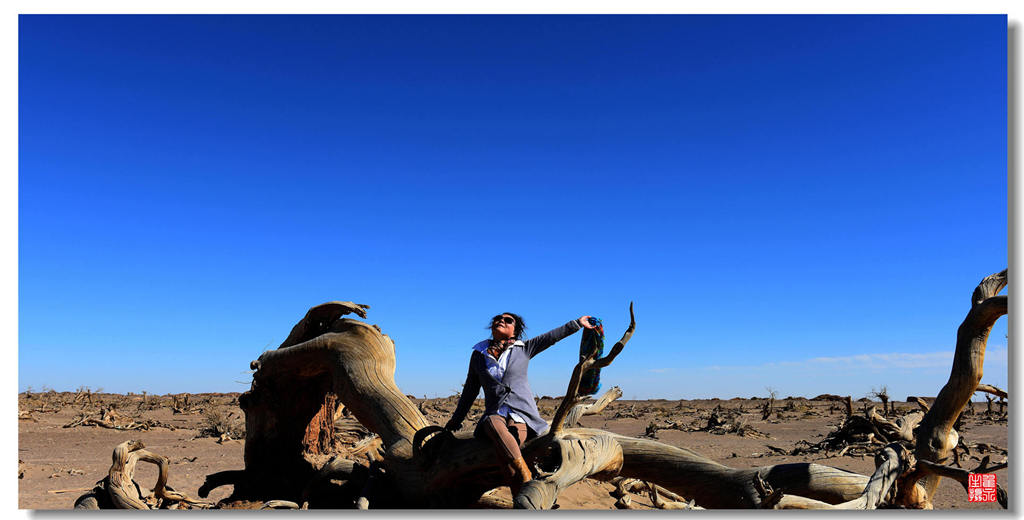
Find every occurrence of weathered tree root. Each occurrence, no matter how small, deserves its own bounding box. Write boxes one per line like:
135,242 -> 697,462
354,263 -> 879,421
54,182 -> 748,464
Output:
74,440 -> 212,509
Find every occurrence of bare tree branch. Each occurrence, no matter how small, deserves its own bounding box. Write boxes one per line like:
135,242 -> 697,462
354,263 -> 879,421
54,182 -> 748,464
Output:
975,383 -> 1007,399
550,303 -> 634,435
564,386 -> 622,427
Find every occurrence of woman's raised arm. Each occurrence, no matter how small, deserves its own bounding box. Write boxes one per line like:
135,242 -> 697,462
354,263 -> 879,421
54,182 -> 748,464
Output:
523,316 -> 594,358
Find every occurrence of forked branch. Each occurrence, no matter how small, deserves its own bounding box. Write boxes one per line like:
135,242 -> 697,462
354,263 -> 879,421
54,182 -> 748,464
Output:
564,386 -> 623,427
913,269 -> 1008,500
550,303 -> 635,435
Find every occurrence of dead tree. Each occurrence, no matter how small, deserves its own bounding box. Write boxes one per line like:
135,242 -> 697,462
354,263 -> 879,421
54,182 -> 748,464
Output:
900,269 -> 1007,503
761,387 -> 776,420
870,386 -> 890,416
171,393 -> 192,414
73,387 -> 94,407
176,269 -> 1004,509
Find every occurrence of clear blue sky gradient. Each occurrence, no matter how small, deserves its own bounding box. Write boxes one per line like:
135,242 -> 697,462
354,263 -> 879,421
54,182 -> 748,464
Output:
19,15 -> 1007,400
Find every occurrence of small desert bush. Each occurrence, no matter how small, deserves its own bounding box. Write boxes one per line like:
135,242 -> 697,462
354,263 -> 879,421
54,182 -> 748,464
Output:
198,409 -> 245,439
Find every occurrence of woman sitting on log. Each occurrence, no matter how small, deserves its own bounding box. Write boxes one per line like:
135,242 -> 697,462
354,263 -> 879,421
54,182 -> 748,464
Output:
444,312 -> 594,495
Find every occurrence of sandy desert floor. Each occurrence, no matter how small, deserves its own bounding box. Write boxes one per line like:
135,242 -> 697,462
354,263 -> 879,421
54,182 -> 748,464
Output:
18,391 -> 1008,510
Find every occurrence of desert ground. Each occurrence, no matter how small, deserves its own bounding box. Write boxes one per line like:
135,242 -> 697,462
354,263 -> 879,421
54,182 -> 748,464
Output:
18,390 -> 1007,510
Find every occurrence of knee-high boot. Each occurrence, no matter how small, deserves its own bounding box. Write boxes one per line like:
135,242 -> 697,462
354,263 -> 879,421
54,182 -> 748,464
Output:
508,456 -> 533,497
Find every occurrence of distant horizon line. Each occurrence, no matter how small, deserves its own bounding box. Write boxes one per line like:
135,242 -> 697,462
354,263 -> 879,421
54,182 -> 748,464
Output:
20,387 -> 959,402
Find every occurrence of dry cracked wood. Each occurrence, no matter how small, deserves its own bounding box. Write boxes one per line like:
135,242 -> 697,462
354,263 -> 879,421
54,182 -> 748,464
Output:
75,440 -> 210,509
212,300 -> 890,509
195,270 -> 1007,509
866,406 -> 922,443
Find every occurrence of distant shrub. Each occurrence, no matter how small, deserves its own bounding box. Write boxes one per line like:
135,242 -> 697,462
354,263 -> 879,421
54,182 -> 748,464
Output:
198,409 -> 245,439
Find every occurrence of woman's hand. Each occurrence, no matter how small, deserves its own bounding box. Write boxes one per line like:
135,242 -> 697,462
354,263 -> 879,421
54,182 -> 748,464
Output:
578,316 -> 596,329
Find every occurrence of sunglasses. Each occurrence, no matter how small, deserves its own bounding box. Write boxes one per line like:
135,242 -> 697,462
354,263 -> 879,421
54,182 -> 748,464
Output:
493,316 -> 516,325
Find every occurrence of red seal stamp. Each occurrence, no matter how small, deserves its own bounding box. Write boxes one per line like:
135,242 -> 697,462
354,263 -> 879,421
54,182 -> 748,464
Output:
968,473 -> 997,502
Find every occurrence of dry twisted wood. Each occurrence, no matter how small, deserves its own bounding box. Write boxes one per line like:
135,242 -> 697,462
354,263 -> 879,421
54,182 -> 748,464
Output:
564,386 -> 623,427
515,433 -> 624,509
226,301 -> 886,509
76,440 -> 211,509
905,269 -> 1007,502
975,383 -> 1007,399
770,444 -> 908,509
202,272 -> 1007,509
550,303 -> 634,436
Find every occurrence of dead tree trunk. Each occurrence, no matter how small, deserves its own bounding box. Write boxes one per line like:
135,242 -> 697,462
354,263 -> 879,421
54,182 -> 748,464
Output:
230,301 -> 430,503
902,269 -> 1006,501
198,302 -> 872,509
761,388 -> 776,421
196,269 -> 1006,509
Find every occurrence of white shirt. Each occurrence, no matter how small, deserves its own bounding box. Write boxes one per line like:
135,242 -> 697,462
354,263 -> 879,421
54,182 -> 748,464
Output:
473,340 -> 527,424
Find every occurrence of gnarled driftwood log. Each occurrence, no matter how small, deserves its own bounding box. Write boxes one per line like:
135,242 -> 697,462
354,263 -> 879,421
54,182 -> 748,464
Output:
193,269 -> 1005,509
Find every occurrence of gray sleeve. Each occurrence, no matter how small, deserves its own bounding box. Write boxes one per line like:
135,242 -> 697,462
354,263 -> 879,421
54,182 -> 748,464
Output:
523,319 -> 583,358
449,353 -> 481,427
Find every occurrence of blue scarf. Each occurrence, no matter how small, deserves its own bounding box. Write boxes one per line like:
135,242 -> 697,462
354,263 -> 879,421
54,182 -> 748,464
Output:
578,317 -> 604,395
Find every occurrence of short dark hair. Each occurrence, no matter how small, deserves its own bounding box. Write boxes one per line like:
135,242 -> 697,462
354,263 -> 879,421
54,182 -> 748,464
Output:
487,312 -> 527,340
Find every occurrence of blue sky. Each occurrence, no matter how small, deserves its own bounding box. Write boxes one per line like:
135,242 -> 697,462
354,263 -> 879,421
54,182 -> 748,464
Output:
18,15 -> 1007,400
